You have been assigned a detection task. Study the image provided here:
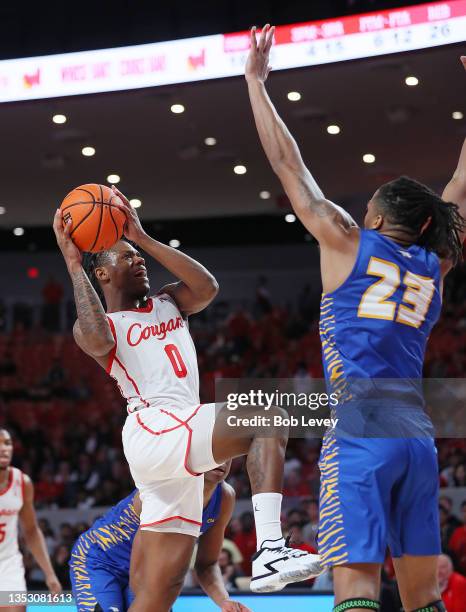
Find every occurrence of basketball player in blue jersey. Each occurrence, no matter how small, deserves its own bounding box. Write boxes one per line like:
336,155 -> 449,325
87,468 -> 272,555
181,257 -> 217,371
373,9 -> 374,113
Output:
246,29 -> 466,612
70,463 -> 251,612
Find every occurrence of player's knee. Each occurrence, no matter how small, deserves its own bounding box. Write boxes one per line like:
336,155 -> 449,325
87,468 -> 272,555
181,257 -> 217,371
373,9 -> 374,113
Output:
168,567 -> 188,591
137,571 -> 185,606
266,405 -> 289,442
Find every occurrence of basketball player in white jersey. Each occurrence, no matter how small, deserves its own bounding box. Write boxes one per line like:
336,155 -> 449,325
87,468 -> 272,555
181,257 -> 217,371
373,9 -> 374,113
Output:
0,429 -> 61,610
53,191 -> 323,612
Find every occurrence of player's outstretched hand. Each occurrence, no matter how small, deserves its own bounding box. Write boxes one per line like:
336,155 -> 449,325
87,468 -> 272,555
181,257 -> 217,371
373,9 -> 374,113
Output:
245,23 -> 275,84
461,55 -> 466,70
221,600 -> 252,612
110,185 -> 147,244
46,573 -> 62,595
53,208 -> 82,270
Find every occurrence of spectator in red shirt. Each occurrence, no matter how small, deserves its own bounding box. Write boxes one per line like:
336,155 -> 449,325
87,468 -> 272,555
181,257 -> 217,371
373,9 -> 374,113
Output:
438,553 -> 466,612
287,522 -> 316,555
232,512 -> 256,576
449,501 -> 466,575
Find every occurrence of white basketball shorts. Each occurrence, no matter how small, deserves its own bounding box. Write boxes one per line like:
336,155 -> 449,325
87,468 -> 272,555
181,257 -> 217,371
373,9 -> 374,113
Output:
122,402 -> 221,537
0,553 -> 27,591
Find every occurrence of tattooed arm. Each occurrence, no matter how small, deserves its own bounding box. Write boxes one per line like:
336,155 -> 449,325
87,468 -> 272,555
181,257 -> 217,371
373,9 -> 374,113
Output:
71,267 -> 115,357
245,25 -> 358,248
53,209 -> 115,361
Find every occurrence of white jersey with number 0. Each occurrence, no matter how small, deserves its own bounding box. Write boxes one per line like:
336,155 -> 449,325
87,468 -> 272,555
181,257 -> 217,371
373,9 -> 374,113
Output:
106,294 -> 200,413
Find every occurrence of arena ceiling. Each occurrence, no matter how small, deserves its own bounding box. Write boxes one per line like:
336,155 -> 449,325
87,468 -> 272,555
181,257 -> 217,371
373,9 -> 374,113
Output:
0,42 -> 465,231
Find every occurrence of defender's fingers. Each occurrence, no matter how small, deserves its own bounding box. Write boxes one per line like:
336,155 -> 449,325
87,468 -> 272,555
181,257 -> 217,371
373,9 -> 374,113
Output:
258,24 -> 270,51
264,25 -> 275,54
250,26 -> 258,51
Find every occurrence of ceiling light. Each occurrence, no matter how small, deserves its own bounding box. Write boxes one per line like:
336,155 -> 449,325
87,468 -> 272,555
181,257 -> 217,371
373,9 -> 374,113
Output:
52,114 -> 67,124
259,191 -> 271,200
287,91 -> 301,102
171,104 -> 185,114
129,198 -> 141,208
0,206 -> 5,215
285,213 -> 296,223
327,124 -> 341,135
452,111 -> 464,120
405,76 -> 419,86
169,239 -> 181,248
234,165 -> 247,175
107,174 -> 120,184
204,137 -> 217,146
13,227 -> 24,236
82,146 -> 95,157
363,153 -> 376,164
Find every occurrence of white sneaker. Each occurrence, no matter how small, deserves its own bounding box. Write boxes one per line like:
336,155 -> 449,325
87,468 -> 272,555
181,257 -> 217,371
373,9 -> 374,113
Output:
250,537 -> 324,593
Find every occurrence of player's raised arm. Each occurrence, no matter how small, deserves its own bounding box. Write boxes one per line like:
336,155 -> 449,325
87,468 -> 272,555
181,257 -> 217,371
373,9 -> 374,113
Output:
19,475 -> 62,595
245,25 -> 357,247
194,484 -> 251,612
53,209 -> 115,359
442,59 -> 466,244
111,186 -> 219,316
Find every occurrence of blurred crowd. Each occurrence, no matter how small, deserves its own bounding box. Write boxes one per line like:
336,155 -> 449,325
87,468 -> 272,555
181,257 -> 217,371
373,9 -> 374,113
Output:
0,267 -> 465,605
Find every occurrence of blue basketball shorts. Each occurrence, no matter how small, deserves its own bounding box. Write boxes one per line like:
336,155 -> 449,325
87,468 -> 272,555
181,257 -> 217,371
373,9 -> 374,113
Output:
317,433 -> 441,566
70,545 -> 134,612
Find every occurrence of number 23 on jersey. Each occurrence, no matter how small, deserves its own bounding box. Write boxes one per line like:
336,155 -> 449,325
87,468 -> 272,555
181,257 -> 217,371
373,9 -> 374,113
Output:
358,256 -> 436,328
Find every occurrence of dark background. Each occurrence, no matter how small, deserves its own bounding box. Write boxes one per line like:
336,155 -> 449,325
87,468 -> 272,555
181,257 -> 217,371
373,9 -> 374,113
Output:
1,0 -> 433,59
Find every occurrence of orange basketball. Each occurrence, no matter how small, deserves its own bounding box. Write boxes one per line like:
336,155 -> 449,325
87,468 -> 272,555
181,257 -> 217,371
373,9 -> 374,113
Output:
60,184 -> 127,252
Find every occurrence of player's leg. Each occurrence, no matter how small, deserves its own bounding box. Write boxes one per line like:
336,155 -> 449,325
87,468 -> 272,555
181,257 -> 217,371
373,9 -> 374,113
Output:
315,435 -> 404,611
123,412 -> 211,611
87,565 -> 126,612
189,403 -> 322,592
128,529 -> 142,597
211,403 -> 287,491
128,531 -> 195,612
332,564 -> 382,611
69,545 -> 99,612
0,554 -> 28,612
392,556 -> 441,611
389,438 -> 442,611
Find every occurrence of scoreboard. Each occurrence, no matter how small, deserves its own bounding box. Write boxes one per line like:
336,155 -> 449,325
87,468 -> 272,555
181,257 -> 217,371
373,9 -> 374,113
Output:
0,0 -> 465,103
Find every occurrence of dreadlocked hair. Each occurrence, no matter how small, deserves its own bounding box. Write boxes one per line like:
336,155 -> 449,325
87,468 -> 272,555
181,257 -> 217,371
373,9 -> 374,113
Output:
82,251 -> 111,310
377,176 -> 465,265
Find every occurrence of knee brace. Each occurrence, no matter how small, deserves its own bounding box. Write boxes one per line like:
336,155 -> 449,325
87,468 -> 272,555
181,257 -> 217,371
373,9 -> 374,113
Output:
333,599 -> 380,612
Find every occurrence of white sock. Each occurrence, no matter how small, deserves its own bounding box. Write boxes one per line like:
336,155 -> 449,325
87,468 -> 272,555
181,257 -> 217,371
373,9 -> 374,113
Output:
252,492 -> 284,550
